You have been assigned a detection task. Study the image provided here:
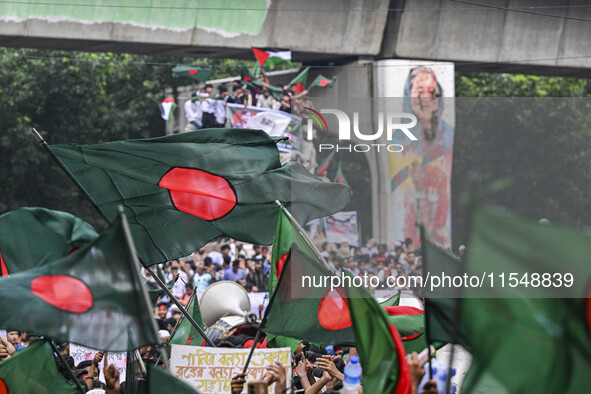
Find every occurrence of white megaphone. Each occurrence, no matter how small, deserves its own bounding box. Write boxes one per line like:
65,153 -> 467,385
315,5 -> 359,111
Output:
200,281 -> 259,343
199,281 -> 256,326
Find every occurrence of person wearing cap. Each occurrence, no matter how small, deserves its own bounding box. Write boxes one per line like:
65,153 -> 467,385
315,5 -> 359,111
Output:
184,92 -> 203,131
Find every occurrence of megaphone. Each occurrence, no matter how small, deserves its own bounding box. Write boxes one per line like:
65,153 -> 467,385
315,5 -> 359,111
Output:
199,281 -> 252,327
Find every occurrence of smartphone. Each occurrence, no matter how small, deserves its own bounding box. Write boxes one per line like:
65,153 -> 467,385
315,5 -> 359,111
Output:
0,330 -> 6,341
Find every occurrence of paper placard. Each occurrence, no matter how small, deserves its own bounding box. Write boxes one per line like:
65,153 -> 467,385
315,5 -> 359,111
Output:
69,344 -> 126,383
170,344 -> 291,393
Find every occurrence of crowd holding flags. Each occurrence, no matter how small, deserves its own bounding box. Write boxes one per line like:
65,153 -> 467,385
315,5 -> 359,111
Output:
2,45 -> 590,393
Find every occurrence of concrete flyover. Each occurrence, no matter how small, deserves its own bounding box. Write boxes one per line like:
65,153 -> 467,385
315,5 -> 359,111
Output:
0,0 -> 589,75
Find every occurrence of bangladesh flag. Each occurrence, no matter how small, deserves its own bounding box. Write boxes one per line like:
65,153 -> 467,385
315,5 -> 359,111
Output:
346,285 -> 412,394
247,78 -> 285,101
252,47 -> 292,68
288,67 -> 310,94
466,207 -> 590,298
148,365 -> 199,393
159,97 -> 177,122
261,243 -> 356,346
0,217 -> 160,351
460,207 -> 591,392
50,129 -> 351,266
168,292 -> 206,346
266,210 -> 313,351
334,161 -> 348,186
0,207 -> 98,276
316,150 -> 335,176
0,340 -> 78,394
309,74 -> 336,89
385,306 -> 428,354
240,63 -> 256,83
172,64 -> 213,82
421,235 -> 467,347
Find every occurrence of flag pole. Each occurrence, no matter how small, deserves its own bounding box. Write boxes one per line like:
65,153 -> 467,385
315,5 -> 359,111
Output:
273,200 -> 332,271
30,129 -> 216,349
143,264 -> 216,347
49,340 -> 86,393
419,226 -> 433,381
242,249 -> 293,374
118,207 -> 169,368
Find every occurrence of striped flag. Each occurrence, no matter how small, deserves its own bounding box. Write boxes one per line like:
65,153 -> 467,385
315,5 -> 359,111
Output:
252,47 -> 292,67
159,97 -> 177,122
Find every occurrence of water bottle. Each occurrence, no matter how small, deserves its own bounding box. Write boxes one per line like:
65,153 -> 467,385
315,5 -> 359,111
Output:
342,355 -> 362,393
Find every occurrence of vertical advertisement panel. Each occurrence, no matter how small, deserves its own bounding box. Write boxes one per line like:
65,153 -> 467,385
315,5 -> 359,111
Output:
377,60 -> 455,248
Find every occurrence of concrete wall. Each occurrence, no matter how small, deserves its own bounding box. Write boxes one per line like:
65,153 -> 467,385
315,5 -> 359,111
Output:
0,0 -> 389,62
384,0 -> 591,76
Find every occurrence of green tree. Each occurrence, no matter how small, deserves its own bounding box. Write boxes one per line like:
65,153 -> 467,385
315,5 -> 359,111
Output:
452,73 -> 591,245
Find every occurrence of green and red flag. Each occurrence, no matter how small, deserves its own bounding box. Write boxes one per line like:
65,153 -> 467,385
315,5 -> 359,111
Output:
159,97 -> 177,122
266,210 -> 312,351
309,74 -> 336,89
385,306 -> 429,354
147,365 -> 199,393
50,129 -> 351,266
172,65 -> 213,82
288,67 -> 310,94
0,207 -> 98,276
252,47 -> 292,68
261,243 -> 356,346
316,150 -> 335,176
168,292 -> 206,346
0,340 -> 79,394
0,217 -> 160,351
334,161 -> 348,186
240,63 -> 256,83
460,207 -> 591,393
346,285 -> 412,394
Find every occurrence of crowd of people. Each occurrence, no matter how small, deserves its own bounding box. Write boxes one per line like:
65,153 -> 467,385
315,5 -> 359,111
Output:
0,330 -> 439,393
0,221 -> 456,394
183,74 -> 312,132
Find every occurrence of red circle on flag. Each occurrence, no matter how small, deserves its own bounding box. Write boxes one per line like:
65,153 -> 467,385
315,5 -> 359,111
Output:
159,168 -> 237,221
0,378 -> 8,394
319,79 -> 330,87
31,275 -> 93,313
318,287 -> 352,330
276,253 -> 288,279
188,70 -> 199,75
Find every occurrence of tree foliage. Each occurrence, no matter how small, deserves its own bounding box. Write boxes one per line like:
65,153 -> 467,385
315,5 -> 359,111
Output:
452,73 -> 591,245
0,48 -> 267,228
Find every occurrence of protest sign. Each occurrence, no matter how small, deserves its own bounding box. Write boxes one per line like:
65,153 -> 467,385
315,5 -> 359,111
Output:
324,211 -> 359,247
170,344 -> 291,393
70,344 -> 126,382
226,103 -> 302,155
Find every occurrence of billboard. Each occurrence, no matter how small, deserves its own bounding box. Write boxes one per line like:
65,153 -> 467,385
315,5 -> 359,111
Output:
376,60 -> 455,248
226,103 -> 303,155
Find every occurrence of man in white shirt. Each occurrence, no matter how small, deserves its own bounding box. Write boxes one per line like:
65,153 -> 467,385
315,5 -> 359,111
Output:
214,85 -> 229,127
200,84 -> 217,128
184,92 -> 203,131
256,89 -> 280,110
168,260 -> 189,299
